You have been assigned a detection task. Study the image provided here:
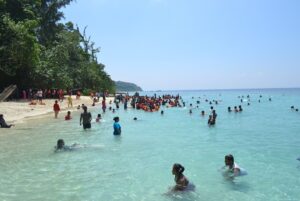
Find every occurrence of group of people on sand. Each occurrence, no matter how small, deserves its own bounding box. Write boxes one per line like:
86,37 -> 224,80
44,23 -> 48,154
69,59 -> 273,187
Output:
22,88 -> 67,102
170,154 -> 246,192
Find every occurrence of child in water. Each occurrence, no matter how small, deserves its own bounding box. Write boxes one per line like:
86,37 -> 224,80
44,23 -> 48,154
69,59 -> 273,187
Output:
113,116 -> 121,135
65,111 -> 72,120
54,139 -> 78,152
54,139 -> 86,152
96,114 -> 102,122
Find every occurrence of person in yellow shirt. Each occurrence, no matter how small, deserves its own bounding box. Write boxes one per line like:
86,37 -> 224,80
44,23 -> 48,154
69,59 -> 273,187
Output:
67,95 -> 73,108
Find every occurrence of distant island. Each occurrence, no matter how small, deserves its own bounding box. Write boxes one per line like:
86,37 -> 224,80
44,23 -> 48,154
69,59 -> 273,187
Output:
114,81 -> 143,92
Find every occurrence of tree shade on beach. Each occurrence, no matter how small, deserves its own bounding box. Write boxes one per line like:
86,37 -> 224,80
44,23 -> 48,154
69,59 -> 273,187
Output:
0,0 -> 115,92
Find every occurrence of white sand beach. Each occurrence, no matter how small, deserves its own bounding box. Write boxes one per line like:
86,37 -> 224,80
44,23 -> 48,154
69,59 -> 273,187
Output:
0,96 -> 114,123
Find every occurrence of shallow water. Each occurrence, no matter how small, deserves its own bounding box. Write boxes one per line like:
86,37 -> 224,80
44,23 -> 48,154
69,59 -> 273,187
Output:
0,89 -> 300,201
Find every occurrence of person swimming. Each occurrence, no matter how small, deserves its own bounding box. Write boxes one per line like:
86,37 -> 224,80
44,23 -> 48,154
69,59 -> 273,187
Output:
65,111 -> 72,120
54,139 -> 76,152
96,114 -> 102,122
234,106 -> 239,112
133,117 -> 137,121
238,105 -> 243,112
201,110 -> 205,116
171,163 -> 194,191
54,139 -> 89,152
228,107 -> 232,112
221,154 -> 247,178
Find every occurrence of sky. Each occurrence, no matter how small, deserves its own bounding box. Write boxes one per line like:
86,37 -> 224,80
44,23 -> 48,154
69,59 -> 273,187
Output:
62,0 -> 300,90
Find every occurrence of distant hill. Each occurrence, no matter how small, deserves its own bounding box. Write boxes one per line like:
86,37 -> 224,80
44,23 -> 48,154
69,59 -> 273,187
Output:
114,81 -> 143,92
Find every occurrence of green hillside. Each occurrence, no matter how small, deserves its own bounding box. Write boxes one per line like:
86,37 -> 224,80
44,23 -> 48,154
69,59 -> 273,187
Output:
115,81 -> 142,92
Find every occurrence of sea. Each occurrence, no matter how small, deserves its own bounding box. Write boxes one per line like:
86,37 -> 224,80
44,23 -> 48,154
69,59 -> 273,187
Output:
0,88 -> 299,201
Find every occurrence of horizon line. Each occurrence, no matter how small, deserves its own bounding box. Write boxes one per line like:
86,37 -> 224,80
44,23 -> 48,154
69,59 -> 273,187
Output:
141,87 -> 300,92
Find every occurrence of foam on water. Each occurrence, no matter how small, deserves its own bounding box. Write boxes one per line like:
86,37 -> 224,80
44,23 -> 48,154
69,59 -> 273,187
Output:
0,89 -> 300,201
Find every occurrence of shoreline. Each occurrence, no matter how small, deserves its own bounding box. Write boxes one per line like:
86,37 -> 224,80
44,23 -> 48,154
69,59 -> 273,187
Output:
0,96 -> 114,124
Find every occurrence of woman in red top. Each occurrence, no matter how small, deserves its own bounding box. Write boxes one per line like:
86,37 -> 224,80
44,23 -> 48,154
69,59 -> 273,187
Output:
53,100 -> 60,118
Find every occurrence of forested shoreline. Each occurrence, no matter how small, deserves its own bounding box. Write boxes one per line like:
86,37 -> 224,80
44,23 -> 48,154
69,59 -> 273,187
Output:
0,0 -> 115,93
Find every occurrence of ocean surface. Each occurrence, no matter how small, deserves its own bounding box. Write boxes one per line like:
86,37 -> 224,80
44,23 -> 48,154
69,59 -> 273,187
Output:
0,88 -> 300,201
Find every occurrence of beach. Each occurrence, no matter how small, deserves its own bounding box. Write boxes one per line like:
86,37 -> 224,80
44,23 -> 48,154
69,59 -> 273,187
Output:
0,96 -> 114,123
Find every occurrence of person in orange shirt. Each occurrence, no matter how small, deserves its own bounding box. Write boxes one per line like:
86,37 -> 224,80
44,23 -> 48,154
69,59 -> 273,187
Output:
53,100 -> 60,118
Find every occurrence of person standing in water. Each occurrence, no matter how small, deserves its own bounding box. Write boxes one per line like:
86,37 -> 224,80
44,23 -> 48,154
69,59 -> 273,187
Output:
222,154 -> 247,178
228,107 -> 232,112
113,116 -> 121,135
53,100 -> 60,118
102,97 -> 106,113
96,114 -> 102,122
65,111 -> 72,120
171,163 -> 192,191
80,106 -> 92,129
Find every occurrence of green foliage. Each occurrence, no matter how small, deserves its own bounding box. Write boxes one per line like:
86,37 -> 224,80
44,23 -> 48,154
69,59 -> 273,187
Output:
0,0 -> 115,93
115,81 -> 142,92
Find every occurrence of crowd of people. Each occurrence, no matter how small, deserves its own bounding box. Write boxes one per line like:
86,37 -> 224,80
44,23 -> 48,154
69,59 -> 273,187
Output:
4,91 -> 299,195
21,88 -> 68,101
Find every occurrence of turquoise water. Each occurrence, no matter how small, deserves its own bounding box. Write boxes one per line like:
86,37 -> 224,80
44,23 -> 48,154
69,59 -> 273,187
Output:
0,89 -> 300,201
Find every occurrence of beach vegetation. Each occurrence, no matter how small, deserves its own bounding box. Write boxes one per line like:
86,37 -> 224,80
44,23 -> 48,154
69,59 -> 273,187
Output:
0,0 -> 115,92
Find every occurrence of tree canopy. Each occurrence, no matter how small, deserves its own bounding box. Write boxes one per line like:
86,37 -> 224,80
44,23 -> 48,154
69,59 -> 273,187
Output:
0,0 -> 115,93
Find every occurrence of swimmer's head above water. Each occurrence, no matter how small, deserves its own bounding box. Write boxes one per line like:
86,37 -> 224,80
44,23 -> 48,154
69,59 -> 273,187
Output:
172,163 -> 185,175
56,139 -> 65,150
225,154 -> 234,167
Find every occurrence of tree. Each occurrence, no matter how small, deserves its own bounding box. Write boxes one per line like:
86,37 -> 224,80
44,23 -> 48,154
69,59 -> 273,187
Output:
0,0 -> 115,93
